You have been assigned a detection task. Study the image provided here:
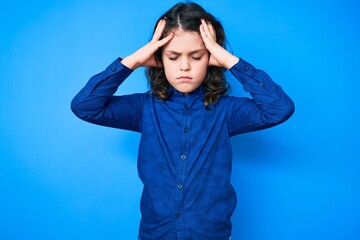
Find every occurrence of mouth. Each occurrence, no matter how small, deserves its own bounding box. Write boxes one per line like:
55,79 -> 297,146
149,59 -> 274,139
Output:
177,76 -> 192,81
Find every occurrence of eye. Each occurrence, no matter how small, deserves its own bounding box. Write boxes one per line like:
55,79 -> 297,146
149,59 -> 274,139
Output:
169,56 -> 178,61
192,56 -> 202,60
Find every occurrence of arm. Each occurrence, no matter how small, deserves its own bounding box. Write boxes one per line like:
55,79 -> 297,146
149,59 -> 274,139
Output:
71,59 -> 146,132
71,19 -> 174,132
200,19 -> 294,136
227,59 -> 294,135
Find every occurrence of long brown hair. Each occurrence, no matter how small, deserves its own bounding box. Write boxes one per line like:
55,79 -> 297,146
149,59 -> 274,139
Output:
146,2 -> 230,108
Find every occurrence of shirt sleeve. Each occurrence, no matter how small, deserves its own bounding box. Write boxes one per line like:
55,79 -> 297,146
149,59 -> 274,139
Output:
71,58 -> 146,132
226,58 -> 295,136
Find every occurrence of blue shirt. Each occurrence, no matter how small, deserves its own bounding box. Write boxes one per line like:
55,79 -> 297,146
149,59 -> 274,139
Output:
71,58 -> 294,240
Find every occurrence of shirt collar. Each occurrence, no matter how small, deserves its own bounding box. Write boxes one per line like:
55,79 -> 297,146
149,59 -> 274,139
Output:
165,86 -> 205,107
167,86 -> 205,100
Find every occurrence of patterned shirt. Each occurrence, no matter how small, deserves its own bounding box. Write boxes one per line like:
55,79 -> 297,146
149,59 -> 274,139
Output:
71,57 -> 294,240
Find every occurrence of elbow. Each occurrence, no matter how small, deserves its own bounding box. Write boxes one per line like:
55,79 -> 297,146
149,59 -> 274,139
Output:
288,99 -> 295,117
276,98 -> 295,124
70,97 -> 80,118
70,96 -> 86,120
70,95 -> 105,122
261,98 -> 295,127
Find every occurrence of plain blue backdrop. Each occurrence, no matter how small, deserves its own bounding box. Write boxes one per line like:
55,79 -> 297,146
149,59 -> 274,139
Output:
1,0 -> 359,239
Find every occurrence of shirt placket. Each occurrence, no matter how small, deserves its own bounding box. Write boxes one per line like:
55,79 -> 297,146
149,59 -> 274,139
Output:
175,98 -> 191,236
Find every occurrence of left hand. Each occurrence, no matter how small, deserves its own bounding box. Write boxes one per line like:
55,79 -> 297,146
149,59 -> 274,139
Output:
199,19 -> 239,69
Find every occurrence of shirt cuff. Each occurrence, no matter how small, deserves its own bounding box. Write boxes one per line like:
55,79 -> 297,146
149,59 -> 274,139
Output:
229,58 -> 256,79
103,57 -> 133,77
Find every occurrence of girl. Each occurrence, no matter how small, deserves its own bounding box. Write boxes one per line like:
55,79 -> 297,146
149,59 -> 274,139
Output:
71,2 -> 294,240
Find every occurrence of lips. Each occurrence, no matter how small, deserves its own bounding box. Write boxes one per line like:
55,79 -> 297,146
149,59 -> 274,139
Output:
177,76 -> 192,81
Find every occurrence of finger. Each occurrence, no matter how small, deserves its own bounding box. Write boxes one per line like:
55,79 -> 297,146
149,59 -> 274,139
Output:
200,25 -> 213,48
207,21 -> 216,41
152,19 -> 166,41
200,19 -> 207,34
200,19 -> 211,38
199,24 -> 206,38
199,22 -> 210,42
156,32 -> 174,47
201,19 -> 216,42
152,19 -> 165,41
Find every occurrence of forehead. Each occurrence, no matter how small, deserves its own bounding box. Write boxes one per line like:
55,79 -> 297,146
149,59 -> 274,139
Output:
163,29 -> 206,53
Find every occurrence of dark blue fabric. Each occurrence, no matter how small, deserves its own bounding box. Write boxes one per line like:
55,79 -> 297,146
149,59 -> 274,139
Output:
71,58 -> 294,240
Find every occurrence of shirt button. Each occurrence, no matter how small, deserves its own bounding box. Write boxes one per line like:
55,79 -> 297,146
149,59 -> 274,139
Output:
184,128 -> 189,132
176,213 -> 181,218
178,184 -> 183,189
184,105 -> 190,110
244,65 -> 249,71
180,155 -> 186,160
259,82 -> 264,87
111,66 -> 117,72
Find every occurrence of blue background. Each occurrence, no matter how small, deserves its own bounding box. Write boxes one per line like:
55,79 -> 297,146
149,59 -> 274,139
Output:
1,0 -> 359,239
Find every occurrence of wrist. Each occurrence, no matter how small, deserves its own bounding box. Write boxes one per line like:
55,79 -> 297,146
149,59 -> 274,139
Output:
121,55 -> 139,70
212,44 -> 239,69
224,55 -> 239,69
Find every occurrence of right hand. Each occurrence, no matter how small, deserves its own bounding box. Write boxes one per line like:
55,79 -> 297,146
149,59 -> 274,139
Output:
199,19 -> 239,69
121,19 -> 174,70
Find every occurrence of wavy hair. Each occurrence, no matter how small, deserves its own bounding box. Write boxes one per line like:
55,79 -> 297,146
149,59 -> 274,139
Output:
146,2 -> 230,108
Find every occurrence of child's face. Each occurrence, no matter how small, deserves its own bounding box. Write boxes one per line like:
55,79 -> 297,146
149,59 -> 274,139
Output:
162,29 -> 209,95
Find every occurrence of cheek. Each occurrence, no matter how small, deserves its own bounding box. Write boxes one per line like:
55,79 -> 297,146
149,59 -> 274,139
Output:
163,60 -> 174,76
196,61 -> 209,78
162,61 -> 176,80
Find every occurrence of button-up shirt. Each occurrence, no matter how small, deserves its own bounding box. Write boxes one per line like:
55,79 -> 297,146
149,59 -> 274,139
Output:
71,58 -> 294,240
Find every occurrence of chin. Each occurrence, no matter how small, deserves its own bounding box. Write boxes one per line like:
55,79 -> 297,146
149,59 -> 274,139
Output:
176,87 -> 195,94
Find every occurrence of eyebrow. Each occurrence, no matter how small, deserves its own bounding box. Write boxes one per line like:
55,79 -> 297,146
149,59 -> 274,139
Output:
164,49 -> 207,54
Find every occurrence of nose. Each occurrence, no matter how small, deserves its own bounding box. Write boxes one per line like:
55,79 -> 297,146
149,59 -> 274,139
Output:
180,58 -> 190,71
